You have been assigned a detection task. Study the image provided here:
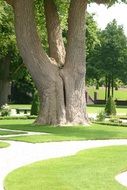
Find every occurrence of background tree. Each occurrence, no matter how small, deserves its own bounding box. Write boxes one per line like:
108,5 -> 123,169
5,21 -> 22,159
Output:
0,0 -> 36,106
87,19 -> 127,100
0,0 -> 15,107
100,20 -> 127,99
86,14 -> 101,88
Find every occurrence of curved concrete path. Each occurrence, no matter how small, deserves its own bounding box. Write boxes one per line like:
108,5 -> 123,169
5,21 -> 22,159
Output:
1,139 -> 127,190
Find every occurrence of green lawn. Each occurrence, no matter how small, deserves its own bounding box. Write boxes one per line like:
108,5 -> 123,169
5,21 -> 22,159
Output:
2,119 -> 127,189
4,146 -> 127,190
87,105 -> 127,114
0,141 -> 10,148
1,119 -> 127,143
5,103 -> 127,115
87,86 -> 127,100
9,104 -> 31,109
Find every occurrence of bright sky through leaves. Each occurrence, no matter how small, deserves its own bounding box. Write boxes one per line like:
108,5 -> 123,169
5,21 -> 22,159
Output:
88,3 -> 127,35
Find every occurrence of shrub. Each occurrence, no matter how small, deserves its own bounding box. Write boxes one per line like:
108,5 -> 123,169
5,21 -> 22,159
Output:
96,83 -> 99,90
96,111 -> 105,121
109,116 -> 119,123
1,104 -> 11,116
105,96 -> 116,116
31,91 -> 40,116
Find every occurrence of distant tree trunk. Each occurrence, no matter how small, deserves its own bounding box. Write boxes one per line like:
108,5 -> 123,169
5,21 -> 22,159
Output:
0,56 -> 10,107
96,79 -> 99,90
6,0 -> 88,125
105,75 -> 108,101
107,75 -> 111,98
111,74 -> 114,97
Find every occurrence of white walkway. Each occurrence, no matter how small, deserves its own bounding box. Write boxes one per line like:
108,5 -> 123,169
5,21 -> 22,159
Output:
0,139 -> 127,190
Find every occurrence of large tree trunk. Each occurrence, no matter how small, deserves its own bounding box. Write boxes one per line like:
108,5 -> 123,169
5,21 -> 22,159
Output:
6,0 -> 88,125
12,0 -> 66,125
62,0 -> 88,124
37,76 -> 66,125
0,57 -> 10,107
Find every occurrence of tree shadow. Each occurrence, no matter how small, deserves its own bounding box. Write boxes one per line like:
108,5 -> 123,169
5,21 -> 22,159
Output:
0,123 -> 126,140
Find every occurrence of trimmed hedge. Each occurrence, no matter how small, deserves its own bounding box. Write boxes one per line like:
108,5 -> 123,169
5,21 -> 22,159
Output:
0,115 -> 37,120
95,121 -> 127,127
105,96 -> 116,116
31,91 -> 40,116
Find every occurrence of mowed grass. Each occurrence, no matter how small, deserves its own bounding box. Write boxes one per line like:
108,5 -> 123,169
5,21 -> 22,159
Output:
9,104 -> 31,109
1,120 -> 127,143
87,105 -> 127,114
8,103 -> 127,114
0,141 -> 10,148
4,146 -> 127,190
87,86 -> 127,100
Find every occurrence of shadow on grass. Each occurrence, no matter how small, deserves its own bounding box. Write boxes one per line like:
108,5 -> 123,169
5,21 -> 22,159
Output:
0,121 -> 127,140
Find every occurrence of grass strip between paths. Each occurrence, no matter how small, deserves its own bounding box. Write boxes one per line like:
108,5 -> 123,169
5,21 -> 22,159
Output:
0,130 -> 26,136
0,141 -> 10,148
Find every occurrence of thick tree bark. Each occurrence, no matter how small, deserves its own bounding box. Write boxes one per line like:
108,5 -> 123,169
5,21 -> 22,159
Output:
0,57 -> 10,107
37,77 -> 66,125
11,0 -> 66,125
62,0 -> 88,124
44,0 -> 65,66
5,0 -> 88,125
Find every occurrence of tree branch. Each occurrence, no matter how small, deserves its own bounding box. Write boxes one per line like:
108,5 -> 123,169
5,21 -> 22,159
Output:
11,63 -> 24,76
12,0 -> 58,90
94,0 -> 108,4
44,0 -> 66,67
5,0 -> 13,6
65,0 -> 87,71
